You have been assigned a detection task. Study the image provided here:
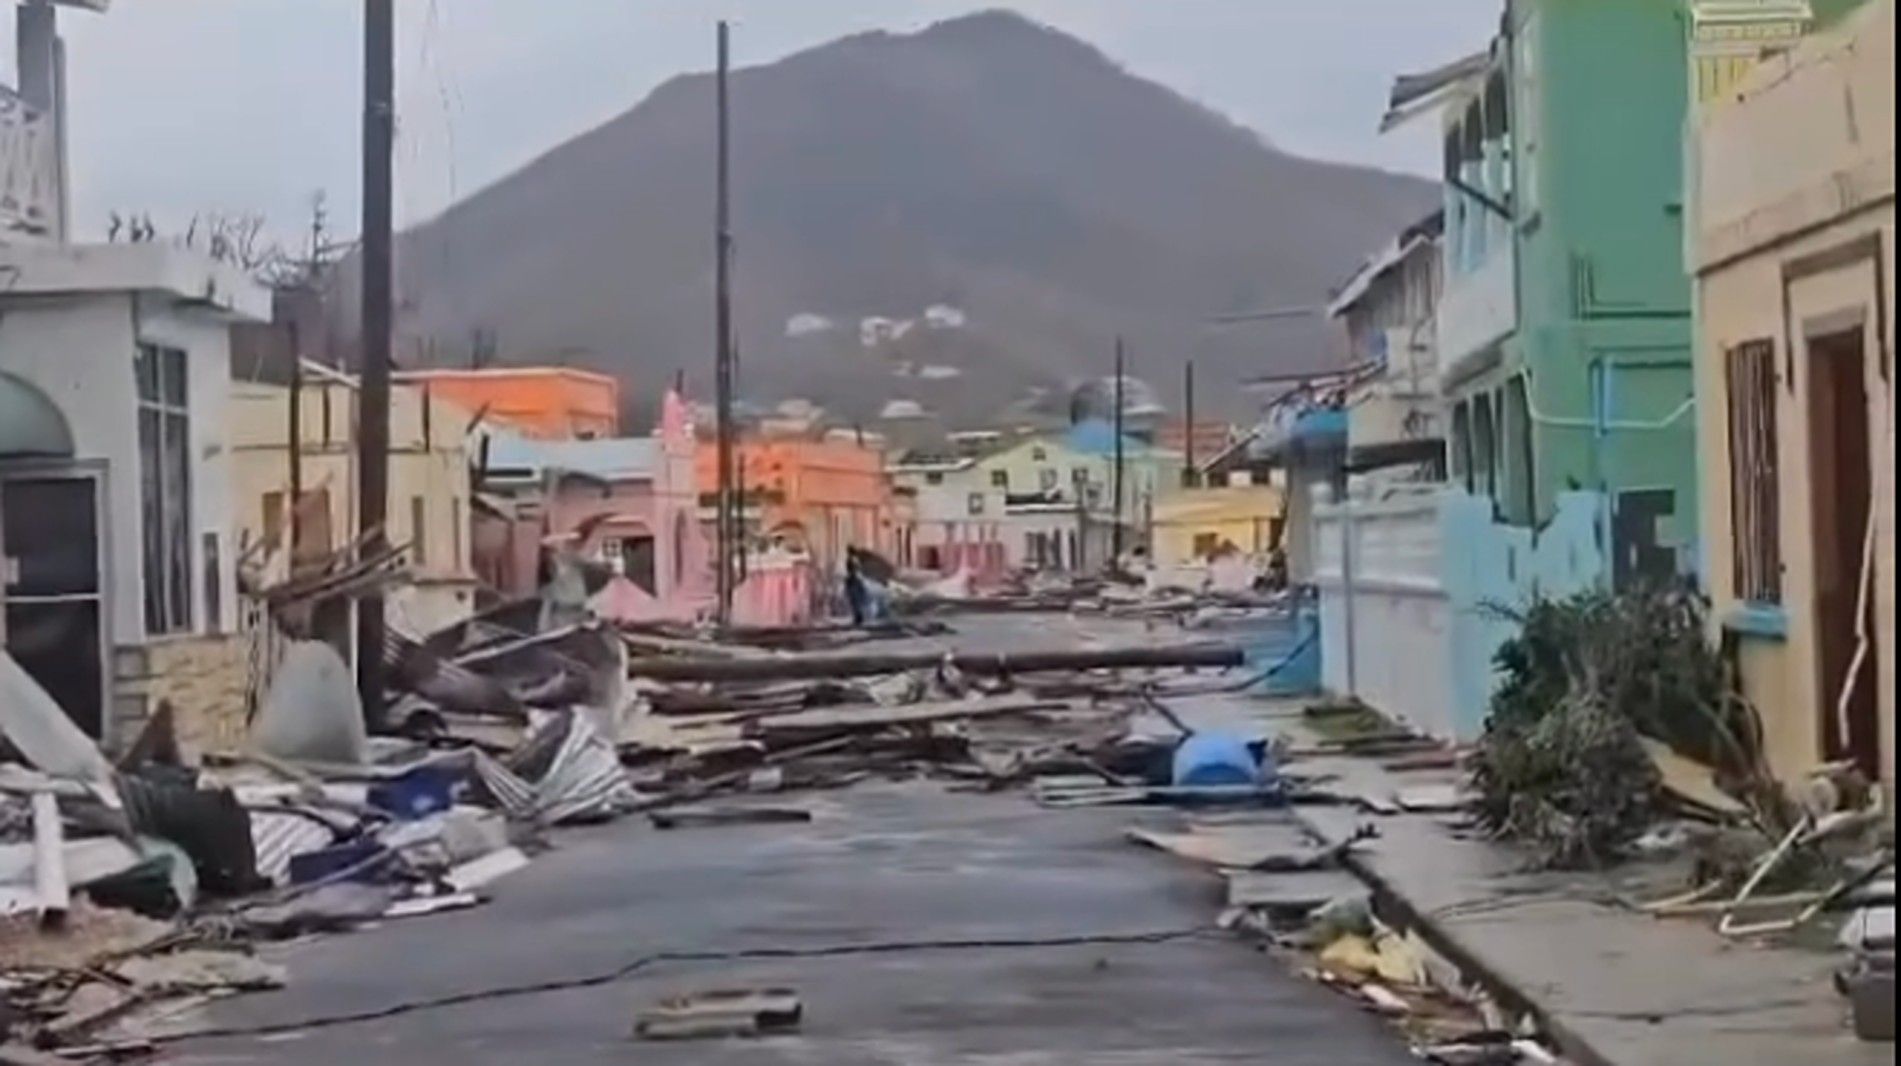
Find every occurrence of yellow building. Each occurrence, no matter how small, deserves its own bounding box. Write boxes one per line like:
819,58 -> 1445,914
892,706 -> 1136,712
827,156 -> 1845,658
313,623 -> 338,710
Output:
230,365 -> 480,637
1691,0 -> 1893,787
1150,485 -> 1286,570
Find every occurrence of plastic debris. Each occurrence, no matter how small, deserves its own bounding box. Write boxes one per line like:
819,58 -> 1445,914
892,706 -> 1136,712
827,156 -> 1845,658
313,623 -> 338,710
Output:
0,652 -> 113,782
252,642 -> 369,766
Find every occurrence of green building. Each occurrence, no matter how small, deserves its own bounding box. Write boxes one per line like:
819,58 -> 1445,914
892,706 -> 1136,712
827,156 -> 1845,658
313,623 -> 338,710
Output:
1410,0 -> 1700,588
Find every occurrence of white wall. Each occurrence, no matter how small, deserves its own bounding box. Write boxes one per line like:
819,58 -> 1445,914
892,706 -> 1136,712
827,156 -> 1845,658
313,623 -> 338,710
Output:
1314,489 -> 1458,741
0,293 -> 140,642
1437,243 -> 1516,381
0,291 -> 239,642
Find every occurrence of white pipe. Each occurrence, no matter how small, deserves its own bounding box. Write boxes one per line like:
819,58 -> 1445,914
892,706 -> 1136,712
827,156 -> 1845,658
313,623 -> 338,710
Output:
31,791 -> 68,919
1526,392 -> 1696,432
1834,369 -> 1894,760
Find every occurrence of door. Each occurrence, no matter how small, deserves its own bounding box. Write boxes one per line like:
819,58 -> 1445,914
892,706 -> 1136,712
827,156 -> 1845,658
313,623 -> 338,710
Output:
621,536 -> 657,595
1806,327 -> 1879,775
1,468 -> 108,738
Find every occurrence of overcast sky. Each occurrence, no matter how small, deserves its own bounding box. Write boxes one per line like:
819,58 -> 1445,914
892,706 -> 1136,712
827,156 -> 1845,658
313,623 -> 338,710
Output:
47,1 -> 1497,242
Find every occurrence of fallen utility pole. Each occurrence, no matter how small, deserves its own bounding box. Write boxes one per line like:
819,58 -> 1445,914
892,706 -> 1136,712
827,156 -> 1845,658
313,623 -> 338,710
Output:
625,642 -> 1244,683
355,0 -> 395,731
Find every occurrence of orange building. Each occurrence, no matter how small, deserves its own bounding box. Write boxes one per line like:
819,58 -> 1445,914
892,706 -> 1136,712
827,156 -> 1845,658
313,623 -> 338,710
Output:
396,367 -> 620,440
697,436 -> 898,574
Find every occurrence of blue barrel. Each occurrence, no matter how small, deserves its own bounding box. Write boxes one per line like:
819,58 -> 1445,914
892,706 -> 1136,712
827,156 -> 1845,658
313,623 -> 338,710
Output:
1172,732 -> 1263,788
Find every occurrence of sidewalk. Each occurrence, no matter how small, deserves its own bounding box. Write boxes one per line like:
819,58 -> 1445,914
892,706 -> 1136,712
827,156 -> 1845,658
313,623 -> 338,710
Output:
1173,692 -> 1887,1066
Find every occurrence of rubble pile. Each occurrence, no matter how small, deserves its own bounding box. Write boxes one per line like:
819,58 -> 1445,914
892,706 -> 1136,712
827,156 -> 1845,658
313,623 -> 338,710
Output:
2,569 -> 1269,1058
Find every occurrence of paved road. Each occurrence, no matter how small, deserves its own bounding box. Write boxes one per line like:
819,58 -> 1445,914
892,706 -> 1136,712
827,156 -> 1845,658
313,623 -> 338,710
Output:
162,614 -> 1413,1065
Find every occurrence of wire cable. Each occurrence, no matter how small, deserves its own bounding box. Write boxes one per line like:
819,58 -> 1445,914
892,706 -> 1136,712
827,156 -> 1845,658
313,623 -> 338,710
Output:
146,925 -> 1217,1044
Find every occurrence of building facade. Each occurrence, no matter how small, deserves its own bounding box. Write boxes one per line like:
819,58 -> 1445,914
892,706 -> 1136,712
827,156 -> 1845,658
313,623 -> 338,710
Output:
888,425 -> 1179,577
229,368 -> 482,637
1690,0 -> 1893,786
396,367 -> 620,441
697,434 -> 897,581
0,243 -> 269,749
1329,211 -> 1448,482
1309,0 -> 1701,741
1423,0 -> 1698,588
476,390 -> 705,621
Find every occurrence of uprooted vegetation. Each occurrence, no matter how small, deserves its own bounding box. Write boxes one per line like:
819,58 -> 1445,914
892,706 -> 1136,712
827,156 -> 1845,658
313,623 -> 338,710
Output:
1469,586 -> 1783,868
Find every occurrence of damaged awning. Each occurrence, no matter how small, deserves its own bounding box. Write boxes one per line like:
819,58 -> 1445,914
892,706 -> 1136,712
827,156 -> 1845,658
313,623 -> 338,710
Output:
1379,49 -> 1494,133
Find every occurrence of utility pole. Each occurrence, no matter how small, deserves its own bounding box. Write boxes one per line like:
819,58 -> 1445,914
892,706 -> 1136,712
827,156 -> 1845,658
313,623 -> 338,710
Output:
355,0 -> 394,730
713,20 -> 737,626
1111,335 -> 1126,568
1182,358 -> 1197,489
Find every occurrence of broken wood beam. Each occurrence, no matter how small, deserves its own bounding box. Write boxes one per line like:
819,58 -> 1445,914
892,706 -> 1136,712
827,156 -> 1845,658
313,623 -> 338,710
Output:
750,697 -> 1067,739
625,642 -> 1244,683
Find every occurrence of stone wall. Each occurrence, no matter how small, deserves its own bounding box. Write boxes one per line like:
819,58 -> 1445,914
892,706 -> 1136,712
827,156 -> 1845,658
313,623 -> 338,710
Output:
111,634 -> 251,761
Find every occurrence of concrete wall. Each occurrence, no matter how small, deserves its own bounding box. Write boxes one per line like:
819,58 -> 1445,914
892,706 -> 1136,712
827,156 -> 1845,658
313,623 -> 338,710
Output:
111,633 -> 249,761
1693,0 -> 1895,786
1316,486 -> 1605,740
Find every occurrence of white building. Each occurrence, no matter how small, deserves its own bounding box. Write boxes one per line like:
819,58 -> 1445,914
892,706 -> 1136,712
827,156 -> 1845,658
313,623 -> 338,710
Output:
1327,210 -> 1447,483
0,2 -> 269,751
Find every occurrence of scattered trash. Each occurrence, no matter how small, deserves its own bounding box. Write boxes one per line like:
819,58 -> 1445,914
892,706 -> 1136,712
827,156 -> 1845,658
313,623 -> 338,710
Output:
113,950 -> 286,995
634,988 -> 803,1041
384,891 -> 483,919
445,847 -> 531,893
649,806 -> 813,830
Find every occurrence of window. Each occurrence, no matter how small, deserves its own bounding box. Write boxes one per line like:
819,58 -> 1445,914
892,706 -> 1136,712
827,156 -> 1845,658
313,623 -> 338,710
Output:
1193,532 -> 1220,559
1472,394 -> 1498,499
1450,402 -> 1474,492
925,472 -> 944,486
201,532 -> 222,633
967,492 -> 986,516
261,491 -> 285,549
990,469 -> 1009,489
137,343 -> 192,635
1501,377 -> 1535,525
1726,340 -> 1781,603
410,496 -> 428,567
1038,467 -> 1059,492
1031,446 -> 1047,461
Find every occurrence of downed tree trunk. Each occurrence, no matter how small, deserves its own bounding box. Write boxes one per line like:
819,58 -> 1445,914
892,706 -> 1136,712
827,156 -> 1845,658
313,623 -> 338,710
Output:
625,642 -> 1244,683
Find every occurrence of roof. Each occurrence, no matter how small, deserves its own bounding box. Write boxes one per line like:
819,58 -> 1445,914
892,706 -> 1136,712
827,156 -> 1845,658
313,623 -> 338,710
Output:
1327,211 -> 1445,319
0,241 -> 270,320
482,433 -> 662,482
1063,419 -> 1152,458
398,366 -> 619,386
1154,486 -> 1285,526
1381,48 -> 1495,133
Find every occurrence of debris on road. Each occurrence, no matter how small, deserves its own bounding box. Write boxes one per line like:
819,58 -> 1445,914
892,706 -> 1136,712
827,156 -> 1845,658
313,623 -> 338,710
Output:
634,987 -> 804,1041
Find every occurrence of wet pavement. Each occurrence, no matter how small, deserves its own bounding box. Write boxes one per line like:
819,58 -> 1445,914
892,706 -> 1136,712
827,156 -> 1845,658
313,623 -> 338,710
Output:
164,782 -> 1417,1065
160,614 -> 1415,1065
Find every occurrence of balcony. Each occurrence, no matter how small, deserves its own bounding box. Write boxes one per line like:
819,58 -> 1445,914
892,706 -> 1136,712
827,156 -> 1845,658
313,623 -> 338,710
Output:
1436,242 -> 1515,388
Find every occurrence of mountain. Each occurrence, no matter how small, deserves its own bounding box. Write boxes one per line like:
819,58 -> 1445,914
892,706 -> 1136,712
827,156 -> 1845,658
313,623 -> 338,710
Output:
385,10 -> 1435,426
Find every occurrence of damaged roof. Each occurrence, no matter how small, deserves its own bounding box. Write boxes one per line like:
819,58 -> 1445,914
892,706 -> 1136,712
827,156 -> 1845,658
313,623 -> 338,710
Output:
482,433 -> 663,483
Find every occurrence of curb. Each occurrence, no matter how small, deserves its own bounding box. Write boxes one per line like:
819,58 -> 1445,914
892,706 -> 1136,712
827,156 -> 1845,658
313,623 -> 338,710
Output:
1286,804 -> 1618,1066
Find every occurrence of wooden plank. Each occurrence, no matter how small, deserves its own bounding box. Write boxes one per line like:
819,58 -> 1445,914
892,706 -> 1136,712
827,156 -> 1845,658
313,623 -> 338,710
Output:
1225,868 -> 1364,910
1126,822 -> 1324,869
751,698 -> 1065,738
626,643 -> 1245,683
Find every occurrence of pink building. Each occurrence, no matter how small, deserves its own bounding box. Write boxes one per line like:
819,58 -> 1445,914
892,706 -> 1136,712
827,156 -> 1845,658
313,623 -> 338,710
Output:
473,391 -> 708,621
